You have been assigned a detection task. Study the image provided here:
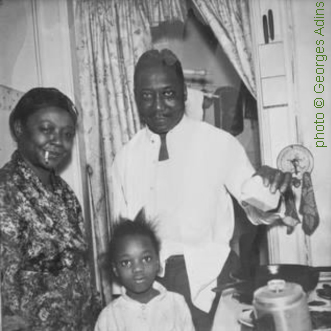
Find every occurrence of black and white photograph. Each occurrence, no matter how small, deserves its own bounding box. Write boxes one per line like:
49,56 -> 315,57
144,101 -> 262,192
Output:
1,0 -> 330,330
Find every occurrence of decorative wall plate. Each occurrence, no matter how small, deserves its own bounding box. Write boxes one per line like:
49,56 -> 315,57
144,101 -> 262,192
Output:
277,144 -> 314,178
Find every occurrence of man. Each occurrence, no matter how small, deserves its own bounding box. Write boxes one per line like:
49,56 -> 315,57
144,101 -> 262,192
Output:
111,49 -> 292,331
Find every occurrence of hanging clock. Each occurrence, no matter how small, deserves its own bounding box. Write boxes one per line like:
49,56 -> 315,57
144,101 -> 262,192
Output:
276,144 -> 314,178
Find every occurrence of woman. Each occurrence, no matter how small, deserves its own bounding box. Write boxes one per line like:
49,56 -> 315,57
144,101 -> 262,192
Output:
0,88 -> 100,331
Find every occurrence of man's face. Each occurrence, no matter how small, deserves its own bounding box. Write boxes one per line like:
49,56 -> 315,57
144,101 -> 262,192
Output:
135,65 -> 187,134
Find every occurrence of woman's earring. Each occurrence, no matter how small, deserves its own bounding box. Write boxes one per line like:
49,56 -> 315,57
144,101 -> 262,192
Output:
13,121 -> 23,140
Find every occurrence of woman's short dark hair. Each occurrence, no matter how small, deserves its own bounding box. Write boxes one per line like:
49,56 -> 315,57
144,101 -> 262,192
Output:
108,209 -> 161,266
9,87 -> 78,141
134,48 -> 185,87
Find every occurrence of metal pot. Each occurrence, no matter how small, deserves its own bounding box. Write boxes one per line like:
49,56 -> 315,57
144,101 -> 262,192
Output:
253,279 -> 313,331
213,264 -> 326,305
254,264 -> 320,293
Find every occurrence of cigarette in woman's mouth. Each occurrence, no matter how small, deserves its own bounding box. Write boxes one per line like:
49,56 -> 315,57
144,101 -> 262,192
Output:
45,151 -> 49,165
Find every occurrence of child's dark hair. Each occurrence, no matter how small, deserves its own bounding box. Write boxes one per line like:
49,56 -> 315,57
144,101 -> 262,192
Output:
108,209 -> 161,266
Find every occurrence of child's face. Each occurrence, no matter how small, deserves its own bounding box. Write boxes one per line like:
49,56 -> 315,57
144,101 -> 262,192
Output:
112,234 -> 160,303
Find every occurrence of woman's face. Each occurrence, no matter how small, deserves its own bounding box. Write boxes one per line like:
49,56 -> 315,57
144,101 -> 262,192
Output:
17,106 -> 76,173
112,234 -> 160,303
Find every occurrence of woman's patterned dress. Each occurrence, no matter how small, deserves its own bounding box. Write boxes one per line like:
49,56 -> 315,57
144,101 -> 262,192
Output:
0,151 -> 100,330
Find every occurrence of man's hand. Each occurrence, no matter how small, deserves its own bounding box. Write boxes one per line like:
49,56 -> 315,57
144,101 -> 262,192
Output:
254,165 -> 292,195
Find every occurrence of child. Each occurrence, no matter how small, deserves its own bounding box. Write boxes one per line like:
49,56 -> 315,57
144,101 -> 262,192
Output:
94,210 -> 195,331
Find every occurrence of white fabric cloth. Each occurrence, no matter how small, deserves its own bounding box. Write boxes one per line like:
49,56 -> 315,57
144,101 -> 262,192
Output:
154,159 -> 184,256
111,115 -> 274,312
185,88 -> 205,121
94,282 -> 195,331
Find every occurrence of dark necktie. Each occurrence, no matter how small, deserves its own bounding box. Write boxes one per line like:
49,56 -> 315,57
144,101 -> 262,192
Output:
158,134 -> 169,161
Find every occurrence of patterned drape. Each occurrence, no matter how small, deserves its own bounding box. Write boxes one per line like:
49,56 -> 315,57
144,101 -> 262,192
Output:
0,85 -> 24,112
74,0 -> 152,302
73,0 -> 187,303
140,0 -> 187,26
192,0 -> 256,97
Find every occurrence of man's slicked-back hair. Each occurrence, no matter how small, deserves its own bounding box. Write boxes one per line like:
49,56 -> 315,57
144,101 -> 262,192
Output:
108,209 -> 161,265
134,48 -> 185,87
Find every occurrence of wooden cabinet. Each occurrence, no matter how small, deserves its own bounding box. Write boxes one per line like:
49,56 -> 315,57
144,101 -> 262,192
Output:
249,0 -> 307,265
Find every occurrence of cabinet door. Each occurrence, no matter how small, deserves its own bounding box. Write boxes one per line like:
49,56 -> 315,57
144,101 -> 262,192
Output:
254,0 -> 284,44
249,0 -> 297,151
251,0 -> 289,107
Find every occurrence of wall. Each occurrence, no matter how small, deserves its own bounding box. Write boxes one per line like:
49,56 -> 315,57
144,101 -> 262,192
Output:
291,0 -> 331,266
0,0 -> 37,167
0,0 -> 38,91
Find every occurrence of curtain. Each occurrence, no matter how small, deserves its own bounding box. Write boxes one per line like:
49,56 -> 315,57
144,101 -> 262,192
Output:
74,0 -> 152,302
140,0 -> 187,26
0,85 -> 24,112
191,0 -> 256,97
73,0 -> 187,303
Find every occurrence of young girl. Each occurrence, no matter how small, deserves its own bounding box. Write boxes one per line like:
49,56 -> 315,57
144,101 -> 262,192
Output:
94,211 -> 195,331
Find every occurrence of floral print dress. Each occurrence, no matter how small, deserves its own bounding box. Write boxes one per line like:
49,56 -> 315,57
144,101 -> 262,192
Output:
0,151 -> 100,331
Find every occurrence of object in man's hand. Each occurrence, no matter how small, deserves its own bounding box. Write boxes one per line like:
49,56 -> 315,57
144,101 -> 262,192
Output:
283,187 -> 300,234
299,172 -> 320,236
241,176 -> 280,212
276,145 -> 319,235
276,144 -> 314,178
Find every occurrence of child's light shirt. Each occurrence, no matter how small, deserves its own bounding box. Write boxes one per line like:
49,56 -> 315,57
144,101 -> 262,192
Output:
94,281 -> 195,331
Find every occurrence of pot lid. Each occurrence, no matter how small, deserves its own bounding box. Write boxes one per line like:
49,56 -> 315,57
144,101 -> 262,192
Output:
253,279 -> 305,306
